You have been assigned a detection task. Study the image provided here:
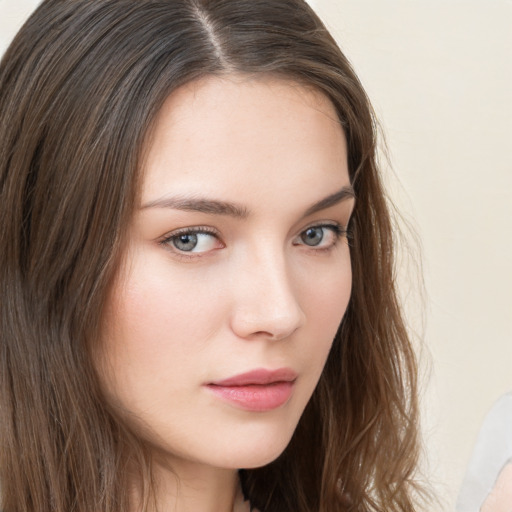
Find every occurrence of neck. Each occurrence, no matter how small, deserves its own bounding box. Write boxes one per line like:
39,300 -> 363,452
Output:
130,455 -> 245,512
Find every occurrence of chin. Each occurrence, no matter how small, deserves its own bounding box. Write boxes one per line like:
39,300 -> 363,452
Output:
201,395 -> 310,470
234,446 -> 288,470
209,422 -> 298,470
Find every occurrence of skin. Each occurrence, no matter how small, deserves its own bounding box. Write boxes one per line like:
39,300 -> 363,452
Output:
481,463 -> 512,512
100,75 -> 355,512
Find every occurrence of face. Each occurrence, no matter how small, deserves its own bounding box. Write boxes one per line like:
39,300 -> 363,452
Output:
100,76 -> 354,471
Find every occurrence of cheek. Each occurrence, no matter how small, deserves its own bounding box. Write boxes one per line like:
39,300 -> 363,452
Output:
294,253 -> 352,372
98,251 -> 228,409
95,243 -> 352,467
300,253 -> 352,330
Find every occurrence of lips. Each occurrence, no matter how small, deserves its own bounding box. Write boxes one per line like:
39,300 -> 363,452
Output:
206,368 -> 297,412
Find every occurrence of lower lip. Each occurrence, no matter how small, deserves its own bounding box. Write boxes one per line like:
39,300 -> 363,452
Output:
206,382 -> 294,412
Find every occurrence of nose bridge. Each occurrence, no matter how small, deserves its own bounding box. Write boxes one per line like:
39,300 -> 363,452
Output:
230,243 -> 305,340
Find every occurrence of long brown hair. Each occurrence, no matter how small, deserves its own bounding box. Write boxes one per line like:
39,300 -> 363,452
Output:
0,1 -> 423,511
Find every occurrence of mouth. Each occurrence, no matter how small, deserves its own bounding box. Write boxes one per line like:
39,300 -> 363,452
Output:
205,368 -> 297,412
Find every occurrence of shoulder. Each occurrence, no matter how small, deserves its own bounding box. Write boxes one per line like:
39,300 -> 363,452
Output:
456,392 -> 512,511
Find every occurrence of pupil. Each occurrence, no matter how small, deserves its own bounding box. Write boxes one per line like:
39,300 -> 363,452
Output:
302,227 -> 323,246
174,233 -> 198,251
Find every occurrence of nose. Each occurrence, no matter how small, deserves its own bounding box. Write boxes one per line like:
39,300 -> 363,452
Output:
228,249 -> 306,341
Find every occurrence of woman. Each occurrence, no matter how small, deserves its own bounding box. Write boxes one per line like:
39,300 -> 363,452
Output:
0,0 -> 423,511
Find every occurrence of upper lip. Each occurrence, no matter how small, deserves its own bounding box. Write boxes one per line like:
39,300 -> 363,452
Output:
209,368 -> 297,386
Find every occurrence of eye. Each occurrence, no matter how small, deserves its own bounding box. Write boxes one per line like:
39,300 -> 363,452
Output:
161,228 -> 223,254
300,226 -> 325,246
294,223 -> 346,249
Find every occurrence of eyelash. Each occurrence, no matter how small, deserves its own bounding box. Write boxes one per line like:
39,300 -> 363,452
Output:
159,226 -> 221,260
159,223 -> 350,260
294,223 -> 350,253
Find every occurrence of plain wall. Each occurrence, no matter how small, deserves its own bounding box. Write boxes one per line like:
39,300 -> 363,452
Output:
1,1 -> 511,510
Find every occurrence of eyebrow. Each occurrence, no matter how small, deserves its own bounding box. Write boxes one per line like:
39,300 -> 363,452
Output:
141,185 -> 355,219
141,195 -> 250,218
302,186 -> 355,217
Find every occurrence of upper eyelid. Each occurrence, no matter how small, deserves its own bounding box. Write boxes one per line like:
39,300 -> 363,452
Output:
297,220 -> 345,234
294,223 -> 345,238
160,221 -> 343,237
302,220 -> 342,228
159,225 -> 219,242
159,221 -> 347,241
167,225 -> 218,234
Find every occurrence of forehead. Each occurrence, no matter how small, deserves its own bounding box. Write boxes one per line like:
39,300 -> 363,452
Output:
141,75 -> 348,208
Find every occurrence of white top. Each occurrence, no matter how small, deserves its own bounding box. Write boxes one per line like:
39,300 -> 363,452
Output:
456,392 -> 512,512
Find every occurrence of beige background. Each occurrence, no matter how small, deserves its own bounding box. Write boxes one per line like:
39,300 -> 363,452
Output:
1,1 -> 511,510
